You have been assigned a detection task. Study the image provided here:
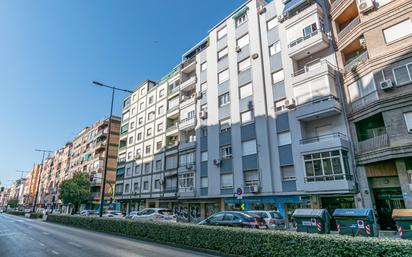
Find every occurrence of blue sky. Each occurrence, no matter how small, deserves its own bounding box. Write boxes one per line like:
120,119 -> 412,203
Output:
0,0 -> 245,186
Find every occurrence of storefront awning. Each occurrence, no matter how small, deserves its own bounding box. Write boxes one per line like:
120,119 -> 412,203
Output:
283,0 -> 307,15
232,6 -> 249,19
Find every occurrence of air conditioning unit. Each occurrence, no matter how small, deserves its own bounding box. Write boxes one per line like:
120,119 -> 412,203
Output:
380,79 -> 394,91
245,185 -> 260,193
284,98 -> 296,109
277,14 -> 285,23
235,46 -> 241,53
357,0 -> 374,13
196,91 -> 203,100
252,53 -> 259,59
199,111 -> 208,119
213,159 -> 221,166
258,7 -> 266,15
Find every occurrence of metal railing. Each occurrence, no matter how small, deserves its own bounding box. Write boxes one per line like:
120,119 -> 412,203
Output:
180,76 -> 197,89
337,16 -> 360,41
304,174 -> 352,182
288,29 -> 322,49
292,59 -> 340,77
297,94 -> 339,108
300,132 -> 348,144
357,133 -> 389,153
344,51 -> 369,73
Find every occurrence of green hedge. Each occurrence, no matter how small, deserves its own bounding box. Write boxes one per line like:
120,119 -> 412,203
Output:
5,211 -> 43,219
28,213 -> 43,219
5,211 -> 25,216
46,215 -> 412,257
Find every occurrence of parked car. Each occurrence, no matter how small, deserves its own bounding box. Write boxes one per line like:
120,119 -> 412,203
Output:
199,211 -> 268,229
132,208 -> 176,222
125,211 -> 141,219
246,210 -> 286,229
80,210 -> 98,216
102,211 -> 123,218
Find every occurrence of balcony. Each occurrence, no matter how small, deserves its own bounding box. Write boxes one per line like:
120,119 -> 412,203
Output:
179,117 -> 196,130
180,76 -> 197,91
299,133 -> 350,153
337,16 -> 360,42
166,123 -> 179,136
168,85 -> 180,98
178,187 -> 195,198
180,95 -> 196,109
94,141 -> 106,151
295,95 -> 342,121
344,51 -> 369,74
356,134 -> 389,154
291,60 -> 338,86
181,57 -> 196,74
288,29 -> 329,60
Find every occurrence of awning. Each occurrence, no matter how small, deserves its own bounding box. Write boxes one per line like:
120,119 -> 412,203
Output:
232,6 -> 249,19
283,0 -> 307,15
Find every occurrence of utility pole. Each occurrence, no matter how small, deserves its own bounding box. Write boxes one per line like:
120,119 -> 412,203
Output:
32,149 -> 53,213
92,81 -> 132,217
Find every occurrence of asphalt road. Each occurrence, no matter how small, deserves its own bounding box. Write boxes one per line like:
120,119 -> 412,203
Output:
0,213 -> 221,257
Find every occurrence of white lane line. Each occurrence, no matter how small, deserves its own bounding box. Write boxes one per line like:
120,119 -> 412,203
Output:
0,233 -> 16,237
39,242 -> 45,247
67,241 -> 83,248
42,231 -> 50,235
51,250 -> 60,255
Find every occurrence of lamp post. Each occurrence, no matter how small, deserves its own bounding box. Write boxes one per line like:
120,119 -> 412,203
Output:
32,149 -> 53,212
92,81 -> 132,217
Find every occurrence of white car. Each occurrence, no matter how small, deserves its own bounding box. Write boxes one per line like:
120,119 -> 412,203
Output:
80,210 -> 98,216
246,210 -> 286,229
132,208 -> 176,222
102,211 -> 123,218
125,211 -> 141,219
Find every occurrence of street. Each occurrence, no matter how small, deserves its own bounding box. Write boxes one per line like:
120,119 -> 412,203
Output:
0,214 -> 221,257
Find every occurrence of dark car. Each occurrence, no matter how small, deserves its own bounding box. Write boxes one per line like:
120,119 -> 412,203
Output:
198,211 -> 268,229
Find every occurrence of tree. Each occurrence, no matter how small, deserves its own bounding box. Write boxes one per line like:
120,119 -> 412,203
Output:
59,172 -> 90,214
7,199 -> 18,208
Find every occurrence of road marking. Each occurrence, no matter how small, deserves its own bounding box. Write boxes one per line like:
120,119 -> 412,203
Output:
51,250 -> 60,255
0,233 -> 16,237
67,241 -> 83,248
29,237 -> 34,240
39,242 -> 45,247
42,231 -> 50,235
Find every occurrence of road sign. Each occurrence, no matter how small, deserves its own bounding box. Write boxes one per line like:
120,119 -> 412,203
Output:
357,220 -> 365,229
236,187 -> 243,199
311,218 -> 316,226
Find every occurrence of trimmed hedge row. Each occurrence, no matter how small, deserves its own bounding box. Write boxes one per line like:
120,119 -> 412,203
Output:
5,211 -> 43,219
46,215 -> 412,257
28,213 -> 43,219
5,211 -> 25,216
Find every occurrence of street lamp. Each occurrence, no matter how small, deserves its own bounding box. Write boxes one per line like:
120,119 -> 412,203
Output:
92,81 -> 132,217
32,149 -> 53,212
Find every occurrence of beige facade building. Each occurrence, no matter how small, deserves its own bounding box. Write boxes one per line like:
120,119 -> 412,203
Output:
330,0 -> 412,230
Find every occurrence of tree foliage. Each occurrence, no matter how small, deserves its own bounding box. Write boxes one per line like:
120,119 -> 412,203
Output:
59,172 -> 90,211
7,199 -> 18,208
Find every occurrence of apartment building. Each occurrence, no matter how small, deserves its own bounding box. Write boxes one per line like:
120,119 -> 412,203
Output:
329,0 -> 412,230
24,164 -> 43,206
116,0 -> 358,223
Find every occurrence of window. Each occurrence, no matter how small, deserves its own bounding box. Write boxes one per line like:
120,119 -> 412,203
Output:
124,184 -> 130,193
294,76 -> 330,104
122,111 -> 130,121
154,179 -> 160,189
135,148 -> 141,157
220,174 -> 233,189
148,96 -> 154,104
143,181 -> 149,190
219,92 -> 230,107
120,124 -> 129,134
145,145 -> 151,154
239,82 -> 253,99
126,167 -> 131,176
220,145 -> 232,159
277,131 -> 291,146
147,128 -> 152,136
393,63 -> 412,85
242,139 -> 257,156
148,111 -> 155,121
219,117 -> 231,132
137,132 -> 142,141
201,61 -> 207,71
180,152 -> 195,166
347,73 -> 378,107
238,58 -> 251,72
165,154 -> 178,169
404,112 -> 412,132
237,34 -> 249,49
200,82 -> 208,92
144,163 -> 151,173
218,47 -> 228,60
244,170 -> 259,186
155,160 -> 162,170
272,70 -> 284,84
201,177 -> 208,188
138,117 -> 143,125
158,105 -> 164,115
179,173 -> 194,189
218,69 -> 229,84
134,164 -> 140,174
201,103 -> 208,112
201,151 -> 208,162
217,26 -> 227,40
131,107 -> 136,116
275,100 -> 286,112
139,102 -> 144,110
304,150 -> 350,182
383,19 -> 412,44
128,136 -> 134,144
159,89 -> 165,98
267,18 -> 278,30
302,23 -> 317,37
133,182 -> 139,192
236,13 -> 247,27
156,141 -> 162,150
157,123 -> 163,132
130,122 -> 135,130
241,110 -> 254,125
140,87 -> 146,96
269,41 -> 281,56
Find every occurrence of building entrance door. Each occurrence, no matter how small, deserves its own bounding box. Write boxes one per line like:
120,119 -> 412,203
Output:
373,188 -> 405,230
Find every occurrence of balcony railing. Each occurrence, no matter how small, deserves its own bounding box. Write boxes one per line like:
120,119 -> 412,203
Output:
337,16 -> 360,41
292,59 -> 340,77
356,134 -> 389,153
344,51 -> 369,73
180,117 -> 196,128
300,132 -> 348,144
180,76 -> 197,90
305,174 -> 352,182
288,29 -> 322,49
168,85 -> 180,95
297,94 -> 339,108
